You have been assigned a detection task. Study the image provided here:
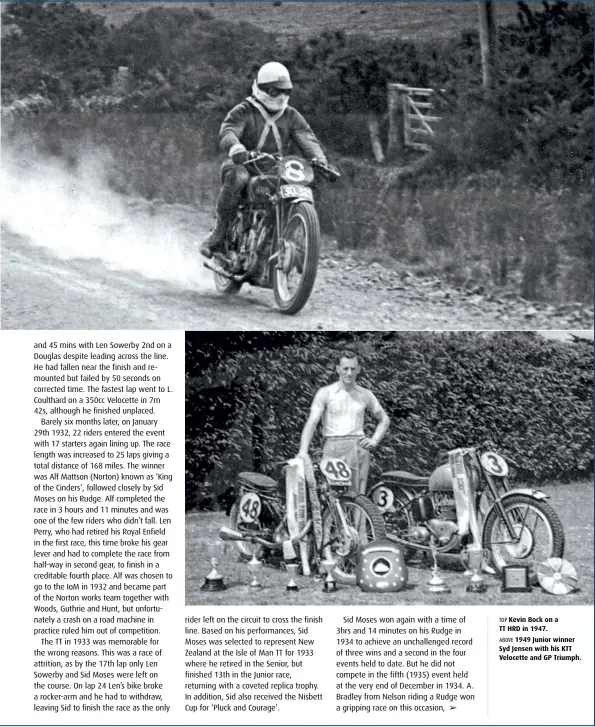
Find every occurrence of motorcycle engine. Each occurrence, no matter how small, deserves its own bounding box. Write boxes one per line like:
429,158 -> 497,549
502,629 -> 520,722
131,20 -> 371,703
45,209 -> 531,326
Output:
432,492 -> 457,521
408,525 -> 431,544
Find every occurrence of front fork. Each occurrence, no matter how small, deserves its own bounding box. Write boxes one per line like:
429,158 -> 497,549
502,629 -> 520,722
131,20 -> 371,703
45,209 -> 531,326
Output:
269,200 -> 286,270
323,493 -> 360,557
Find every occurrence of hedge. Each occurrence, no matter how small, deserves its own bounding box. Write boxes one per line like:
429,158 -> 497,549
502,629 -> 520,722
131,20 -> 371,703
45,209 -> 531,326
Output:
185,332 -> 593,508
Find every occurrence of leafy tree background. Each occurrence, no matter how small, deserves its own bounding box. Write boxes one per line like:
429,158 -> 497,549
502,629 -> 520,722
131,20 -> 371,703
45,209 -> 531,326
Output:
2,1 -> 592,184
185,332 -> 593,510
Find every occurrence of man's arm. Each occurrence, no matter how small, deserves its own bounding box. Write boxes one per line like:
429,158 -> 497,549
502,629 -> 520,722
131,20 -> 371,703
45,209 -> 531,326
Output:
297,388 -> 325,458
298,409 -> 322,458
219,101 -> 250,158
289,108 -> 328,164
360,398 -> 390,450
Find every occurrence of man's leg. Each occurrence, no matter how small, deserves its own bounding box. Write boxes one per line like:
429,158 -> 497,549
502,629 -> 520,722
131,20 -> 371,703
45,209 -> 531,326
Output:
355,446 -> 370,496
200,164 -> 250,258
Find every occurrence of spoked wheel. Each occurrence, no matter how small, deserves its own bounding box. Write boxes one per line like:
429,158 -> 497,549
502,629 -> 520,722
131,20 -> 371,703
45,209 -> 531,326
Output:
382,494 -> 418,561
213,221 -> 243,295
482,494 -> 565,580
322,495 -> 386,584
273,202 -> 320,315
229,501 -> 265,561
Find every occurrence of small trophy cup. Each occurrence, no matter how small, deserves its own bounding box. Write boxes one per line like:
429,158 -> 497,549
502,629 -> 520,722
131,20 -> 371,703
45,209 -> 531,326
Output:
201,541 -> 227,592
426,540 -> 450,594
247,552 -> 263,590
466,544 -> 488,593
285,562 -> 300,592
321,558 -> 338,593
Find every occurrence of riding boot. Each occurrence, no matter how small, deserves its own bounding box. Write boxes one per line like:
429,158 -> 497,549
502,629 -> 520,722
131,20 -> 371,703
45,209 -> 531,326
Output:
200,166 -> 249,259
200,215 -> 229,259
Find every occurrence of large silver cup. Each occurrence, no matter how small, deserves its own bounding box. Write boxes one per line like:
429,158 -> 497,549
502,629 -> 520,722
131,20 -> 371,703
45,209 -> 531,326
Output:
201,541 -> 227,592
465,544 -> 488,593
426,540 -> 451,594
321,558 -> 338,593
247,552 -> 263,590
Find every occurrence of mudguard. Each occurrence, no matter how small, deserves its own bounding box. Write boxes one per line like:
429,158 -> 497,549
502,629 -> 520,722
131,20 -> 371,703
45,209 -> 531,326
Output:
482,488 -> 549,525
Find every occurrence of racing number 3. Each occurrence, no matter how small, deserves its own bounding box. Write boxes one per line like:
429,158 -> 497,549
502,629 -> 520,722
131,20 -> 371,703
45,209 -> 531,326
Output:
486,454 -> 503,474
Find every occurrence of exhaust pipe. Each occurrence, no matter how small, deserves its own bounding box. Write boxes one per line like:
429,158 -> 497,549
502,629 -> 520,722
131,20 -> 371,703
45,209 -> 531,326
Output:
219,526 -> 245,542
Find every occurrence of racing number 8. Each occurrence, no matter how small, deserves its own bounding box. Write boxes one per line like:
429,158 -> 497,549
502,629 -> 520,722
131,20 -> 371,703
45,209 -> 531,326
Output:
239,492 -> 261,523
324,459 -> 351,480
285,159 -> 305,183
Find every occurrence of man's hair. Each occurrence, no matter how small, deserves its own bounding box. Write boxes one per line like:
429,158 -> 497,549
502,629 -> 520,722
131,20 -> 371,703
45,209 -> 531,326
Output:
337,349 -> 359,365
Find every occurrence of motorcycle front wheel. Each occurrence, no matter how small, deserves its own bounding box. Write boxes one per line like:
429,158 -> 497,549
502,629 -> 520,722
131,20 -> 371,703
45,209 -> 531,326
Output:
229,501 -> 265,561
273,201 -> 320,315
482,494 -> 565,578
322,495 -> 386,585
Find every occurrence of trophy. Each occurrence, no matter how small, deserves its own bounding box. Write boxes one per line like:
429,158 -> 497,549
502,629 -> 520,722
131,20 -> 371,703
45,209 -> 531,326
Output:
426,539 -> 450,594
321,558 -> 338,593
247,552 -> 264,590
201,541 -> 227,592
285,562 -> 300,592
465,543 -> 488,593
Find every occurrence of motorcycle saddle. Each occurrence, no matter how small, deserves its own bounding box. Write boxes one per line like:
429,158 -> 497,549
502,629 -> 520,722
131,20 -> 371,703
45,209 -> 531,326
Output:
381,470 -> 429,486
238,472 -> 278,490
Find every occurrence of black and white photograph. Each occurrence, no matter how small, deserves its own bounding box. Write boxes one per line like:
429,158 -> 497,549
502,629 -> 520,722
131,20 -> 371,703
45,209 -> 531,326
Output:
185,330 -> 594,606
2,1 -> 593,330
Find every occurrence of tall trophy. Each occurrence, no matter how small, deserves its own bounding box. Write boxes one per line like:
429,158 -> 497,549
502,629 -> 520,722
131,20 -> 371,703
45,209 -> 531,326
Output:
321,558 -> 338,593
201,541 -> 227,592
426,539 -> 451,594
465,543 -> 488,593
247,551 -> 264,590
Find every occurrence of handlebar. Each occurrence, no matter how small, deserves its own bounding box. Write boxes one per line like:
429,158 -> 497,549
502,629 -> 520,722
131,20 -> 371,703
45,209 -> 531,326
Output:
244,153 -> 341,182
311,159 -> 341,182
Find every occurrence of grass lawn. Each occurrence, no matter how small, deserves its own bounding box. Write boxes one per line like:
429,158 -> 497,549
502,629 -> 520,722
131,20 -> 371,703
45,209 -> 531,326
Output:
186,480 -> 593,606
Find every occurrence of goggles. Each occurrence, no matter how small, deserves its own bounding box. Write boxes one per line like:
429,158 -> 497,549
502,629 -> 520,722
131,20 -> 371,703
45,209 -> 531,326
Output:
259,85 -> 291,98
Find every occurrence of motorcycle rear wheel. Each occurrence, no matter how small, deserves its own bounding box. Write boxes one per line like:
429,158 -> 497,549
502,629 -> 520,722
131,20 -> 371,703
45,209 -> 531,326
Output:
482,494 -> 565,579
273,201 -> 320,315
380,492 -> 418,561
213,220 -> 243,295
322,495 -> 386,585
213,273 -> 242,296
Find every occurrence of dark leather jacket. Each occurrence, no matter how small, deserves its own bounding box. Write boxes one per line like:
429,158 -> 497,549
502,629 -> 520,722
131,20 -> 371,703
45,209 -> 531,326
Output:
219,96 -> 327,163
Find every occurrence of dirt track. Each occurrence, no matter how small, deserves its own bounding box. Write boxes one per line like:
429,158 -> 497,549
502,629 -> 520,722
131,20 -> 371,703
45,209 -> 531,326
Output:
1,203 -> 591,332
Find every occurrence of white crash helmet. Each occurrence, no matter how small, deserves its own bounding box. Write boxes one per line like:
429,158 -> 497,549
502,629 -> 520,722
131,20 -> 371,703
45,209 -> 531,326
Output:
256,62 -> 293,91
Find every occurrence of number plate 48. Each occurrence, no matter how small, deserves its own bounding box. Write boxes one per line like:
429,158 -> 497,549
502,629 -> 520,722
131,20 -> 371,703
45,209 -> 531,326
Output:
238,492 -> 262,523
321,457 -> 352,485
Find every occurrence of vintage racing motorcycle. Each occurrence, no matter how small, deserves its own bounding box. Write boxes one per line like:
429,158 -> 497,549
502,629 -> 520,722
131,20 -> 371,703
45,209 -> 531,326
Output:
204,153 -> 340,315
367,444 -> 565,578
220,455 -> 386,583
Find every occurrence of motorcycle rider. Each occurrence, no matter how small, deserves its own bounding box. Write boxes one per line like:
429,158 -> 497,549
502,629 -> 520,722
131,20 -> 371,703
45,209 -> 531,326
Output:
298,350 -> 390,496
200,61 -> 330,259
